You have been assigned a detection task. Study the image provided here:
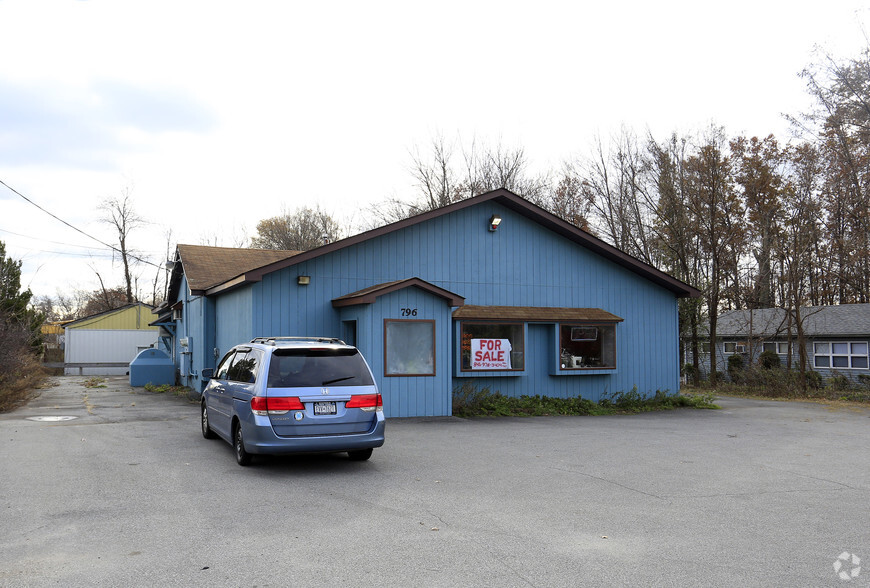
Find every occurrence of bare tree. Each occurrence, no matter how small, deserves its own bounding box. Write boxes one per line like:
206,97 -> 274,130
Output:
376,134 -> 553,224
684,126 -> 745,384
576,129 -> 660,264
410,134 -> 460,210
99,188 -> 144,303
794,46 -> 870,303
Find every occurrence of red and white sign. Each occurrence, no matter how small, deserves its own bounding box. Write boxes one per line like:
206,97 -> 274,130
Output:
471,338 -> 512,370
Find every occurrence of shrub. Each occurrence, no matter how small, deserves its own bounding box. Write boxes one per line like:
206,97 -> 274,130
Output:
805,370 -> 824,389
826,373 -> 852,391
727,354 -> 744,382
758,350 -> 781,370
0,310 -> 46,412
682,363 -> 699,385
453,384 -> 716,417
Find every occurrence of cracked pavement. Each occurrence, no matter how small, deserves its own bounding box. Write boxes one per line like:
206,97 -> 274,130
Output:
1,376 -> 868,587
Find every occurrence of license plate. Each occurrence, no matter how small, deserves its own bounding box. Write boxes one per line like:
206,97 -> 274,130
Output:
313,402 -> 337,415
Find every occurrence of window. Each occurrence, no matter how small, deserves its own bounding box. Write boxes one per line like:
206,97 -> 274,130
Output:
724,342 -> 746,354
385,320 -> 435,376
460,322 -> 524,371
215,351 -> 235,380
267,348 -> 375,387
227,349 -> 262,383
559,323 -> 616,369
762,342 -> 790,355
813,341 -> 869,369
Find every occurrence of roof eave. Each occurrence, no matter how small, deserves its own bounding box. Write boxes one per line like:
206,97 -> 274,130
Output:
203,189 -> 700,298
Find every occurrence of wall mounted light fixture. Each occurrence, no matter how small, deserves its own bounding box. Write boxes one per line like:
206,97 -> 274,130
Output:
489,215 -> 502,232
297,275 -> 311,285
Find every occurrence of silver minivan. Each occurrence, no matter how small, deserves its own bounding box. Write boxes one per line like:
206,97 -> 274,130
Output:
200,337 -> 385,466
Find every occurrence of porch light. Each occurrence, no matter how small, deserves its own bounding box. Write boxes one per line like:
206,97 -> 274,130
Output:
489,215 -> 502,232
297,275 -> 311,285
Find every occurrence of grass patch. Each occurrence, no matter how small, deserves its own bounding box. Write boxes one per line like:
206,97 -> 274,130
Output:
452,382 -> 718,418
82,377 -> 107,389
144,382 -> 195,399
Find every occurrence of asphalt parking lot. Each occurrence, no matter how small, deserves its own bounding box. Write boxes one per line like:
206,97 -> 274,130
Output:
1,376 -> 868,587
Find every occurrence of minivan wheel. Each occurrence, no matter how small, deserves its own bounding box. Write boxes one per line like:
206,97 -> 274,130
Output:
201,400 -> 216,439
234,424 -> 253,466
348,448 -> 373,461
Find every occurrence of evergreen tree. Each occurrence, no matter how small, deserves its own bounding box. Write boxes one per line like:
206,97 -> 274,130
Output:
0,241 -> 44,353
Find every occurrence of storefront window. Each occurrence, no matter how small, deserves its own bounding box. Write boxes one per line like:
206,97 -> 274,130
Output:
559,323 -> 616,369
385,320 -> 435,376
460,322 -> 524,371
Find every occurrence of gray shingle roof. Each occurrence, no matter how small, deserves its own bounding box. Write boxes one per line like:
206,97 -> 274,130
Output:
717,304 -> 870,338
177,244 -> 300,293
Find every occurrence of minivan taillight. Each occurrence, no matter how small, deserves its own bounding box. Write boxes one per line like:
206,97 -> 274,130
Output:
345,394 -> 383,412
251,396 -> 305,416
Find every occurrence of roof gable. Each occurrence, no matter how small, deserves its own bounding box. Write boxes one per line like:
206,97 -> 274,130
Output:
183,190 -> 699,298
332,278 -> 465,307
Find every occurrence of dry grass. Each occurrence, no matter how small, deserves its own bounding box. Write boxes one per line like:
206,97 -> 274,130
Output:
0,351 -> 47,412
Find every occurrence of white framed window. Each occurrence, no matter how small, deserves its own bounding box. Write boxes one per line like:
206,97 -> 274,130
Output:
724,342 -> 746,354
813,341 -> 869,369
762,342 -> 790,355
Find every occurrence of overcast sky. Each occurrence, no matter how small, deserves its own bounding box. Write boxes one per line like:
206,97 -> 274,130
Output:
2,0 -> 868,302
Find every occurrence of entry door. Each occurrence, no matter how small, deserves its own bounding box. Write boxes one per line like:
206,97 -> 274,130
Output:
342,320 -> 357,347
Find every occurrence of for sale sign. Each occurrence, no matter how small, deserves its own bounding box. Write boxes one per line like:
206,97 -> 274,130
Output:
471,338 -> 512,370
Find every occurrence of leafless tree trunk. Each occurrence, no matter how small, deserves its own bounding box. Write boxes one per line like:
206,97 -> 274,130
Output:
99,187 -> 144,303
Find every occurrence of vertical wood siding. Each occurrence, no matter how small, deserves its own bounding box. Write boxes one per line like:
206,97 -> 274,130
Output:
136,202 -> 675,414
238,203 -> 682,414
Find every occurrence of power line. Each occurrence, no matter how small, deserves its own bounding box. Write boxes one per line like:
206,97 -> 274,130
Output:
0,226 -> 110,250
0,178 -> 165,270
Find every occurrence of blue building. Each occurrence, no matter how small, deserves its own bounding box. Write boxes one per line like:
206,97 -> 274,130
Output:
153,189 -> 699,417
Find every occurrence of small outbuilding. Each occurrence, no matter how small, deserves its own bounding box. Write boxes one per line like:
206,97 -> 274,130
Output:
161,189 -> 699,417
64,303 -> 158,376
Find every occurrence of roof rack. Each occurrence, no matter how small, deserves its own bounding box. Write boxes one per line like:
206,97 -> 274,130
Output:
250,336 -> 347,346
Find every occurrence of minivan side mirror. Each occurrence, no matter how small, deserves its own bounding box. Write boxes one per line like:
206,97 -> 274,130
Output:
201,368 -> 214,380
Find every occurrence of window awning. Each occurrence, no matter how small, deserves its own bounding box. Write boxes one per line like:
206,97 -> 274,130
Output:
332,277 -> 465,308
452,305 -> 623,322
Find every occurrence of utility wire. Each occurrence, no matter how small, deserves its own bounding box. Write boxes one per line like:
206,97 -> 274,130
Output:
1,178 -> 165,270
0,226 -> 115,250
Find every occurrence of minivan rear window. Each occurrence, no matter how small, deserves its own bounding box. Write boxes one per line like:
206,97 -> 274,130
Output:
267,348 -> 375,388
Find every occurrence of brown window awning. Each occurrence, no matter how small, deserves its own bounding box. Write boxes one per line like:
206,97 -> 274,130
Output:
452,305 -> 623,322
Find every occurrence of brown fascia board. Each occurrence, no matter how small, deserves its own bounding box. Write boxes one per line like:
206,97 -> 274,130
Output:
453,305 -> 624,322
205,189 -> 701,299
332,278 -> 465,308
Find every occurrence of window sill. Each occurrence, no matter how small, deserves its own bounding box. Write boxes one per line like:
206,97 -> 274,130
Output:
552,368 -> 616,376
455,369 -> 526,378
